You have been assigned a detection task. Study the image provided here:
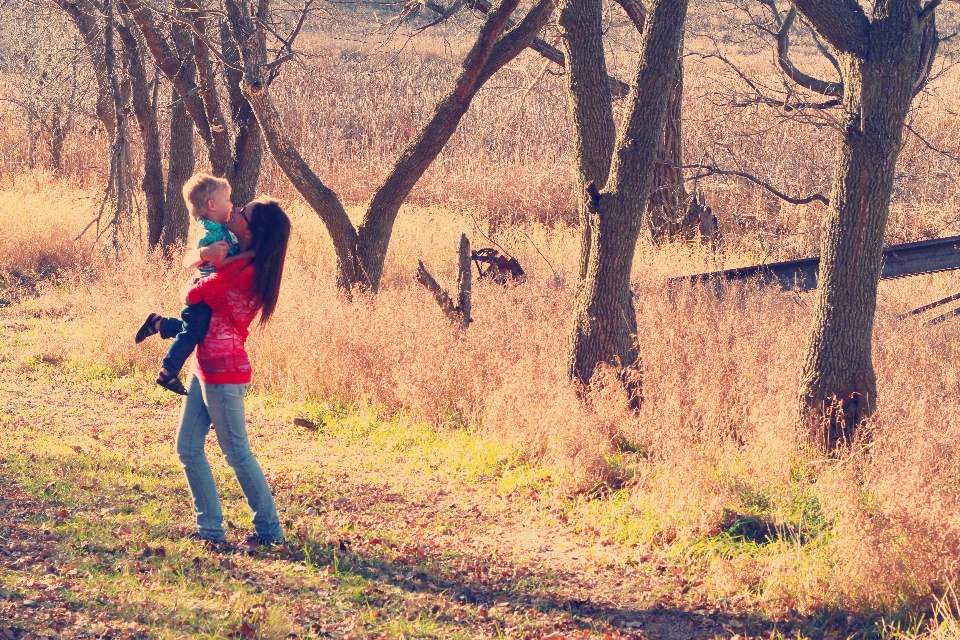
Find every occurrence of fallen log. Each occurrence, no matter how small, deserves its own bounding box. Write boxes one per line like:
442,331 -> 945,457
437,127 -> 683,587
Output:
672,234 -> 960,292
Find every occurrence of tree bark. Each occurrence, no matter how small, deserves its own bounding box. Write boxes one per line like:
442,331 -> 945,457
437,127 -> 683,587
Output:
557,0 -> 616,290
794,0 -> 927,447
162,21 -> 197,249
644,55 -> 716,244
52,0 -> 117,139
116,10 -> 166,248
162,85 -> 195,249
647,50 -> 686,242
564,0 -> 689,390
220,19 -> 262,205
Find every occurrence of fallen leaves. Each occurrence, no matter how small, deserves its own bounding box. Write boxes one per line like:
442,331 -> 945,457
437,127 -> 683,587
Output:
0,339 -> 814,640
238,619 -> 258,638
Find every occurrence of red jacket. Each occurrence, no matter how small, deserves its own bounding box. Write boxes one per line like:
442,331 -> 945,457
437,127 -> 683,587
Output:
186,258 -> 260,385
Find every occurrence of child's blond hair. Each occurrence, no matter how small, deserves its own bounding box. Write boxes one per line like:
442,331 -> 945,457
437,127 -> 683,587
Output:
182,173 -> 230,220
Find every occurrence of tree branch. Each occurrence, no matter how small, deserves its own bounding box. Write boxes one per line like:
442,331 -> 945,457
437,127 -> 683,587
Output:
919,0 -> 942,23
905,122 -> 960,168
788,0 -> 870,56
777,8 -> 843,97
425,0 -> 632,96
678,164 -> 830,205
612,0 -> 646,31
476,0 -> 555,85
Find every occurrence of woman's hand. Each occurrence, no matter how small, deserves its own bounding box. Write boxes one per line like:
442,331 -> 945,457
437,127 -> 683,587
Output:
180,282 -> 194,305
220,249 -> 256,266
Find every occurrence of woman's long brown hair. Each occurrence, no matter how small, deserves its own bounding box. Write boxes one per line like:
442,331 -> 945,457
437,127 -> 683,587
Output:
246,197 -> 291,325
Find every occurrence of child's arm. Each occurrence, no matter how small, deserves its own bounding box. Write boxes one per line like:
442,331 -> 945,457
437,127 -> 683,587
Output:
182,241 -> 231,270
219,249 -> 255,266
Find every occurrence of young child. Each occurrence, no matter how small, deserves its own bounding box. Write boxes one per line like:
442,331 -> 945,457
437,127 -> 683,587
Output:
134,173 -> 248,395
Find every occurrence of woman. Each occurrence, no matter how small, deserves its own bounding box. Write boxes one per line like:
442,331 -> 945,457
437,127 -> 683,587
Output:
154,196 -> 290,548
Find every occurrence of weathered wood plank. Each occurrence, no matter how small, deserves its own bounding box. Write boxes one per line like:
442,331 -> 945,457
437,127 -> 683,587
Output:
672,235 -> 960,291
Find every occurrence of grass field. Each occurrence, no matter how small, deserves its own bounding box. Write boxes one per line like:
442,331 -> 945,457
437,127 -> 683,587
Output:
3,173 -> 960,638
2,6 -> 960,638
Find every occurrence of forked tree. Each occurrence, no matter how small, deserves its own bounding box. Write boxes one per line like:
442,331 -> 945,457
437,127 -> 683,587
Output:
224,0 -> 555,291
786,0 -> 941,447
124,0 -> 269,207
560,0 -> 689,395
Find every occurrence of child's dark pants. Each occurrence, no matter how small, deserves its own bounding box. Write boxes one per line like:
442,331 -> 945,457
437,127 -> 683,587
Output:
158,302 -> 212,376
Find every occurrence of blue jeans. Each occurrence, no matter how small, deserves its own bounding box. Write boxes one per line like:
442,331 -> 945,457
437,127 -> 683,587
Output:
175,375 -> 284,543
159,302 -> 211,376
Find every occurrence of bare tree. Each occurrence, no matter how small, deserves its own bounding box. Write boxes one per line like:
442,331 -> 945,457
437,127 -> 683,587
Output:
561,0 -> 689,396
0,9 -> 89,174
123,0 -> 266,204
116,3 -> 166,247
782,0 -> 943,447
225,0 -> 555,291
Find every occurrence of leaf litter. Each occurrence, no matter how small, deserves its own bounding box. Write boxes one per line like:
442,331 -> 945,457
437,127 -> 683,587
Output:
0,316 -> 831,639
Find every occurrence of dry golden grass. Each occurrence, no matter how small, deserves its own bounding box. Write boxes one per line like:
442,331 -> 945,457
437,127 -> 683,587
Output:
2,11 -> 960,628
0,174 -> 96,298
4,171 -> 960,619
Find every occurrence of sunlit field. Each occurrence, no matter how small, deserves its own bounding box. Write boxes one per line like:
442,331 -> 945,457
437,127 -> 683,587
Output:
2,4 -> 960,638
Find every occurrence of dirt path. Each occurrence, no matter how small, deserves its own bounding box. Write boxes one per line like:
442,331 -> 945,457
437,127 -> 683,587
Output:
0,312 -> 767,639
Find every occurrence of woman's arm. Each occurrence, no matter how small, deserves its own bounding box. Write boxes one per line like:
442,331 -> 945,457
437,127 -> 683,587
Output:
180,281 -> 194,305
219,249 -> 256,266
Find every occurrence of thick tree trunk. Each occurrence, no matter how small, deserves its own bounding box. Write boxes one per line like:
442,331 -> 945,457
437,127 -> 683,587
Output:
116,12 -> 166,248
795,0 -> 925,448
162,86 -> 195,249
355,0 -> 551,290
565,0 -> 688,389
220,20 -> 262,205
557,0 -> 616,290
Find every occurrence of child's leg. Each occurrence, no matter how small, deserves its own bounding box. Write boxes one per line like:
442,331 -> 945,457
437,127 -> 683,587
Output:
160,302 -> 212,377
158,317 -> 185,339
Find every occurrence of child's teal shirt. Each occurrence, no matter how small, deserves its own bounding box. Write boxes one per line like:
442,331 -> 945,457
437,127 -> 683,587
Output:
196,218 -> 240,278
